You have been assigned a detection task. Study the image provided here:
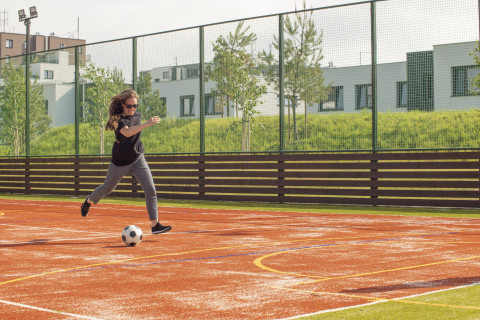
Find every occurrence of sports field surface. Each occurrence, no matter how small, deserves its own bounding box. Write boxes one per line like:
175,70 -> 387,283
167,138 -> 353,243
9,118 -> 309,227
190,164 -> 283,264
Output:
1,196 -> 480,319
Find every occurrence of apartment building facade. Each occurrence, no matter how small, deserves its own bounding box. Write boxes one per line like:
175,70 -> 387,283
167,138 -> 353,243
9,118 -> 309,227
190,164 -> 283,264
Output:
0,32 -> 86,65
149,41 -> 479,120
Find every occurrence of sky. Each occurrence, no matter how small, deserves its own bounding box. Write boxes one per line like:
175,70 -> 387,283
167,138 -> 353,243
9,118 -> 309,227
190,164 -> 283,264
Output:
0,0 -> 356,43
1,0 -> 477,72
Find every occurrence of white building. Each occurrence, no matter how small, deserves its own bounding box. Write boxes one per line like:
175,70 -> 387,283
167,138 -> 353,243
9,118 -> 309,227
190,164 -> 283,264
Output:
151,41 -> 479,120
434,41 -> 480,110
31,51 -> 77,127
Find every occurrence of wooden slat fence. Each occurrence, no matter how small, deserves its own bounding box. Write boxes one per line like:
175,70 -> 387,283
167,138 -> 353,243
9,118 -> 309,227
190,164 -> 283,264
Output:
0,151 -> 478,208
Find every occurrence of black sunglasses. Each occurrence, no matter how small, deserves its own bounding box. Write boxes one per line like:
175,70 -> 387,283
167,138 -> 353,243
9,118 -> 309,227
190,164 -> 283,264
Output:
124,103 -> 138,109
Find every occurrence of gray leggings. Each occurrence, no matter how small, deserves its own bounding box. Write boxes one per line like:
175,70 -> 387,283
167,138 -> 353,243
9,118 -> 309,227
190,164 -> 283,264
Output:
88,154 -> 158,221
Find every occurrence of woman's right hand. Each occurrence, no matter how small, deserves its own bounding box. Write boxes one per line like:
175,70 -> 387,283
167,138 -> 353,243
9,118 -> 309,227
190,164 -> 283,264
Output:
147,116 -> 161,126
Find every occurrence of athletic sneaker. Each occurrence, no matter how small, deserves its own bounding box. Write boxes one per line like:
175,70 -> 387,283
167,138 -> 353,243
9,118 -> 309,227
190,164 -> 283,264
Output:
81,197 -> 91,217
151,222 -> 172,234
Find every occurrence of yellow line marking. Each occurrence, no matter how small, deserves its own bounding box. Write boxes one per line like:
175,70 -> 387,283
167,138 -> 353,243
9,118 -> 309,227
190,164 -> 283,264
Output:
254,241 -> 480,287
0,230 -> 457,287
254,241 -> 376,279
254,239 -> 480,311
0,233 -> 407,287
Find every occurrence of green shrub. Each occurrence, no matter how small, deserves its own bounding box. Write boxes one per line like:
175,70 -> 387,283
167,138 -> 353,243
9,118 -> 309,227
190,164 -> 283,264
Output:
13,109 -> 480,156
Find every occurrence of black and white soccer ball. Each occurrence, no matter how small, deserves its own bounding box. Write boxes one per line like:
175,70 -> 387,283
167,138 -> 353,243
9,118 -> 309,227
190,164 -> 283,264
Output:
122,225 -> 143,247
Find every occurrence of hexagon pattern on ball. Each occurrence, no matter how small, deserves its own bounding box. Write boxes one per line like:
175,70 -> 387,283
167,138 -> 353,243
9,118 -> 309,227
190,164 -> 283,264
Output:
121,225 -> 143,246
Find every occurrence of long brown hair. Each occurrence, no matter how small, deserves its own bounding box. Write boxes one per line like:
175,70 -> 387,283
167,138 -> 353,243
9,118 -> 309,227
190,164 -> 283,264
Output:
105,88 -> 139,131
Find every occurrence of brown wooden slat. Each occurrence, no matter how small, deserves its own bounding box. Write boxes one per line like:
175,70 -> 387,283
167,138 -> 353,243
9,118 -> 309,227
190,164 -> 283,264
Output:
281,179 -> 478,188
78,183 -> 137,191
0,176 -> 29,182
157,170 -> 279,178
373,189 -> 478,198
281,196 -> 479,207
27,189 -> 76,195
279,161 -> 479,170
373,198 -> 479,208
282,171 -> 477,179
156,193 -> 280,203
280,196 -> 375,205
155,178 -> 280,186
0,164 -> 29,170
372,180 -> 479,188
27,176 -> 100,181
26,164 -> 108,170
147,163 -> 203,170
0,170 -> 27,176
25,156 -> 110,163
0,182 -> 27,188
155,185 -> 279,194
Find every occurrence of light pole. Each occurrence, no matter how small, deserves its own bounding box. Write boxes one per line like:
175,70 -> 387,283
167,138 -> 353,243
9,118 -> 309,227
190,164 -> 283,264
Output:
18,6 -> 38,156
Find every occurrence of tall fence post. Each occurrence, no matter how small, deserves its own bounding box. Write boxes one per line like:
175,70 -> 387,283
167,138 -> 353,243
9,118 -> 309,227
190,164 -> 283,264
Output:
74,46 -> 81,195
370,0 -> 379,205
25,20 -> 31,157
75,46 -> 80,156
132,37 -> 138,92
199,26 -> 206,155
278,14 -> 285,153
24,21 -> 31,192
131,37 -> 139,195
199,26 -> 206,198
278,14 -> 286,203
371,0 -> 378,152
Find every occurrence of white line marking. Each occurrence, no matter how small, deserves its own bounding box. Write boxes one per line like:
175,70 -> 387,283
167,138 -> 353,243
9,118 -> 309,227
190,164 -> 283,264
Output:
276,282 -> 480,319
0,299 -> 105,320
0,223 -> 113,234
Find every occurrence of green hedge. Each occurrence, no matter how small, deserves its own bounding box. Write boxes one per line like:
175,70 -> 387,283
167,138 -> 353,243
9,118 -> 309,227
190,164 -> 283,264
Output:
18,109 -> 480,156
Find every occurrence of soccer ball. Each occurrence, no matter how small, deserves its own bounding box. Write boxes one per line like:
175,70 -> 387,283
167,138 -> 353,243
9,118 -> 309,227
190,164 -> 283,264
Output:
122,225 -> 143,247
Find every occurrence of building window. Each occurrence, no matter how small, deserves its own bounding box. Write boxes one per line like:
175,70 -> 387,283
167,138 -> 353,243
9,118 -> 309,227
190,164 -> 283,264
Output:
5,39 -> 13,48
45,100 -> 49,113
163,71 -> 170,79
187,68 -> 199,77
180,95 -> 195,117
355,84 -> 372,109
205,93 -> 222,115
44,70 -> 54,79
452,65 -> 480,96
396,82 -> 408,108
320,86 -> 344,111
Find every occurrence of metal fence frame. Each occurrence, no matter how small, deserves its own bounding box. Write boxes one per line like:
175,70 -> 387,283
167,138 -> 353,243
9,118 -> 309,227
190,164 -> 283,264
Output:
3,0 -> 451,157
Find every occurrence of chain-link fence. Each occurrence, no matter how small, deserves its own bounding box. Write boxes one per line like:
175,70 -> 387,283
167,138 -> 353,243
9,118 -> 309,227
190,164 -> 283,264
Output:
0,0 -> 478,157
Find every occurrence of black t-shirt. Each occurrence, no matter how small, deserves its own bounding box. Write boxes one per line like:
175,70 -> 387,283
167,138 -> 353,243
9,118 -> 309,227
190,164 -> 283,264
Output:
111,112 -> 144,166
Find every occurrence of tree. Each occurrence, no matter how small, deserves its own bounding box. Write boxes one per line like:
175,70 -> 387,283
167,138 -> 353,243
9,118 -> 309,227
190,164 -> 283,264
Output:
0,62 -> 51,156
259,1 -> 328,141
469,41 -> 480,94
208,22 -> 266,152
137,71 -> 166,119
82,63 -> 126,154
